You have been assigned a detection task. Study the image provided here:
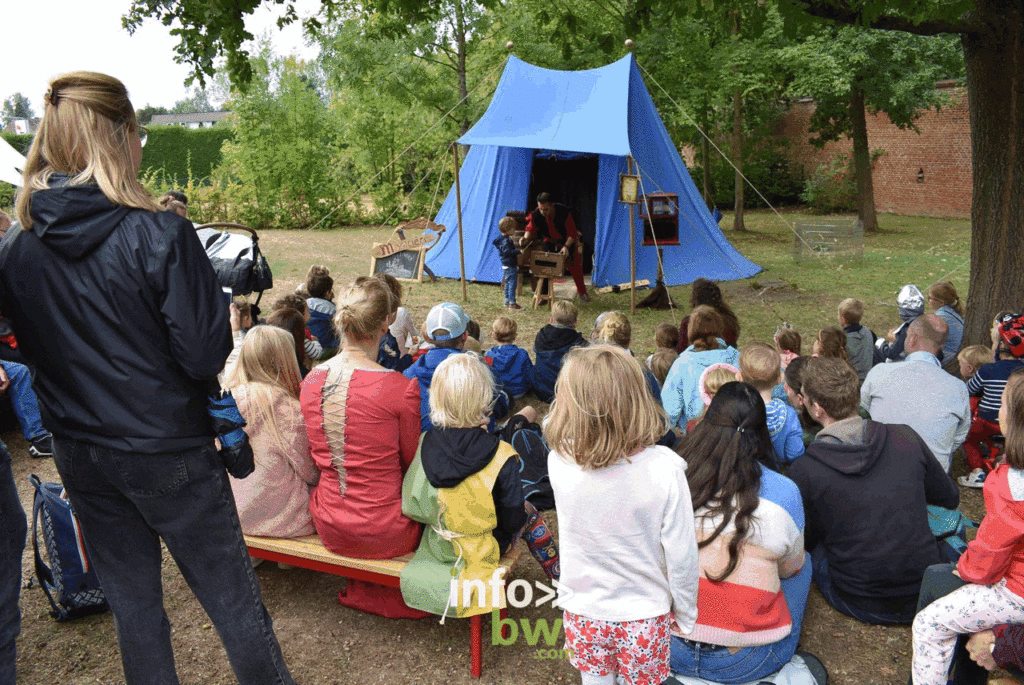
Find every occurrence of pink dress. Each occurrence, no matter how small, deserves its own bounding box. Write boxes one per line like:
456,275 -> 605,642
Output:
229,383 -> 318,537
301,361 -> 423,559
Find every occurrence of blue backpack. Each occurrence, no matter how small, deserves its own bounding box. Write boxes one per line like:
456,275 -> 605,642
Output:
29,474 -> 109,622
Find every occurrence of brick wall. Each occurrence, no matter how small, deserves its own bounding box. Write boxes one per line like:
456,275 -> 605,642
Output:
776,84 -> 972,219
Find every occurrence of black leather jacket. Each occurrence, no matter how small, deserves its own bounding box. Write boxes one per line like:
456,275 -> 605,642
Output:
0,181 -> 231,453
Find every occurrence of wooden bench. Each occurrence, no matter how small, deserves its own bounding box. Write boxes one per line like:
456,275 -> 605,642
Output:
244,534 -> 522,678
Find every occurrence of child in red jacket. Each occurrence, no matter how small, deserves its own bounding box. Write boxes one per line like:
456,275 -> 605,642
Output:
912,368 -> 1024,685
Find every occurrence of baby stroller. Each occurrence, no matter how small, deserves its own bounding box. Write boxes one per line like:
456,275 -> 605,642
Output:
195,223 -> 274,305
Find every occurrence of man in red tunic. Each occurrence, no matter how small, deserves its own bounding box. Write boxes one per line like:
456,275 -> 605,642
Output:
521,192 -> 589,302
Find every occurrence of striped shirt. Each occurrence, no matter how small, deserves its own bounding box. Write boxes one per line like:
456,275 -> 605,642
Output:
678,466 -> 805,647
967,359 -> 1024,421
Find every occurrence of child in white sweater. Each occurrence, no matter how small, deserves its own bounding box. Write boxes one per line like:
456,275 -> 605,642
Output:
546,344 -> 699,685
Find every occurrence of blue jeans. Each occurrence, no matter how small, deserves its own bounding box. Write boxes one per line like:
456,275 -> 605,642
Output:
0,441 -> 26,685
811,545 -> 916,625
0,360 -> 47,442
502,266 -> 518,305
670,555 -> 812,683
52,438 -> 295,685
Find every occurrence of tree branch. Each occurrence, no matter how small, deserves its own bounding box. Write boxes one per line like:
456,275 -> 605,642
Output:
795,1 -> 980,37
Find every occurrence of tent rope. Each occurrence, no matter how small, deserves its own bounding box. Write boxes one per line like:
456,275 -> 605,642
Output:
633,159 -> 792,325
635,60 -> 829,264
307,55 -> 509,232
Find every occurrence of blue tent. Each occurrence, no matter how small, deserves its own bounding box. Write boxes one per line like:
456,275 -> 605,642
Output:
426,54 -> 761,287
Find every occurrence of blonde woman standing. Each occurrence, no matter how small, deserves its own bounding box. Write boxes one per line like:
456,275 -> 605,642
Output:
0,72 -> 296,684
227,326 -> 318,538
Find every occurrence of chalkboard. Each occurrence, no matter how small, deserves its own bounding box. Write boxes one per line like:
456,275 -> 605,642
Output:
371,248 -> 424,281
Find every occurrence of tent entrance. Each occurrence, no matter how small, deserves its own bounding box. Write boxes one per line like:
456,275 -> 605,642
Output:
528,152 -> 598,274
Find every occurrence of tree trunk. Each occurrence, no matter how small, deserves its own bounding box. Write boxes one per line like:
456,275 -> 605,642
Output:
731,12 -> 746,231
454,0 -> 470,136
701,107 -> 712,208
850,86 -> 879,232
963,6 -> 1024,347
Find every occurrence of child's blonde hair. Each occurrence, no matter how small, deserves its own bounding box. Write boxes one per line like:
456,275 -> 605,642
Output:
544,345 -> 666,469
592,311 -> 631,349
649,348 -> 678,386
429,353 -> 495,428
226,326 -> 303,456
498,216 -> 517,235
655,322 -> 678,350
958,344 -> 992,371
838,298 -> 864,325
551,300 -> 578,327
700,363 -> 739,406
492,316 -> 517,344
739,342 -> 782,392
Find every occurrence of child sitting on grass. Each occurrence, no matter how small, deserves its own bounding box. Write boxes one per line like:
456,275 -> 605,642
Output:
486,316 -> 533,399
404,302 -> 511,431
305,265 -> 338,351
649,348 -> 678,388
273,293 -> 323,361
374,274 -> 413,372
961,314 -> 1024,487
839,297 -> 875,381
400,353 -> 559,620
773,323 -> 801,370
739,343 -> 804,465
532,300 -> 587,403
686,363 -> 738,433
912,368 -> 1024,685
646,322 -> 679,368
546,345 -> 699,685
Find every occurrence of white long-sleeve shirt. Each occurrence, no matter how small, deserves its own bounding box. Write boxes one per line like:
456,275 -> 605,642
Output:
548,445 -> 700,631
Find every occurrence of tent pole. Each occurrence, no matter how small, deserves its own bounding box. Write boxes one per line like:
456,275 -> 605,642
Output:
452,144 -> 468,302
628,156 -> 636,314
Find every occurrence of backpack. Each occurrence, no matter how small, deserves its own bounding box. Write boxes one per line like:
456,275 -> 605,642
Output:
928,505 -> 977,563
28,474 -> 109,621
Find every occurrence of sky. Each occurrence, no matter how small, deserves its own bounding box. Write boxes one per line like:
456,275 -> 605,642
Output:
0,0 -> 322,116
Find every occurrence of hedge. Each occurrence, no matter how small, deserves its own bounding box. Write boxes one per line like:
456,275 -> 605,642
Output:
141,126 -> 234,183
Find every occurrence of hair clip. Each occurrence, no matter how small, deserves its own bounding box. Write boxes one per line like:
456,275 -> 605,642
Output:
775,322 -> 792,335
45,88 -> 59,107
736,426 -> 745,433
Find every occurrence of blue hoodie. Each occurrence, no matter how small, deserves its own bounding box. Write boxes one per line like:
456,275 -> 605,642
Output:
486,344 -> 534,399
661,344 -> 739,429
404,348 -> 511,431
306,297 -> 339,349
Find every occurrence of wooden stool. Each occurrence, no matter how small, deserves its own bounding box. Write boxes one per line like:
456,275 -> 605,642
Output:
532,277 -> 553,309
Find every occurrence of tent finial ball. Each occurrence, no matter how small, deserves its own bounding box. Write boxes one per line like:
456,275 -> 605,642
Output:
625,39 -> 634,49
506,41 -> 514,50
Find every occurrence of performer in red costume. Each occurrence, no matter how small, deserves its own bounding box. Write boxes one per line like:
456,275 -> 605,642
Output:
521,192 -> 589,302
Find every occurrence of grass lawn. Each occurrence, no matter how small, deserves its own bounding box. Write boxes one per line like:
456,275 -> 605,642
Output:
8,209 -> 994,685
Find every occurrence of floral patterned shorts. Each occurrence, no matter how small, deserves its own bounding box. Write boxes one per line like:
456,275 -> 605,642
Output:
563,610 -> 672,685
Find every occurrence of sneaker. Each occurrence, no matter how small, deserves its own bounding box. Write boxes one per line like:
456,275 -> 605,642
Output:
507,303 -> 523,310
29,435 -> 53,459
958,468 -> 986,488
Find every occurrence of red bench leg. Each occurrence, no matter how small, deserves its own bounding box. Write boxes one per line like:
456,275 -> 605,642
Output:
500,607 -> 510,639
470,614 -> 482,678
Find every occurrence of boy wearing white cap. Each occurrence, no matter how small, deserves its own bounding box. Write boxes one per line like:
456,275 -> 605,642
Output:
404,303 -> 510,431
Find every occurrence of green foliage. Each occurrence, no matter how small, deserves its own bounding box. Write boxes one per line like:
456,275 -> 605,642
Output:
136,105 -> 169,124
217,49 -> 346,229
171,87 -> 214,114
800,153 -> 857,213
2,93 -> 34,128
0,132 -> 33,155
783,26 -> 965,145
693,144 -> 804,209
139,126 -> 234,185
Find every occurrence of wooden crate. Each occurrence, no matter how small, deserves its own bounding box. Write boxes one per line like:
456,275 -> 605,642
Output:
528,251 -> 566,278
